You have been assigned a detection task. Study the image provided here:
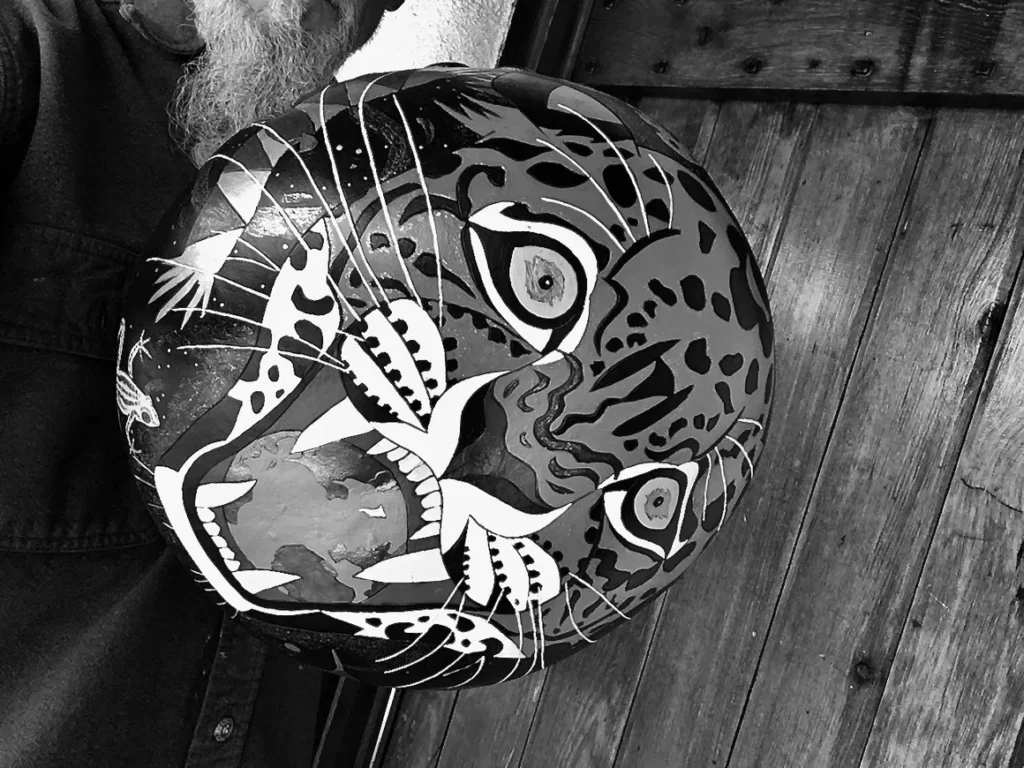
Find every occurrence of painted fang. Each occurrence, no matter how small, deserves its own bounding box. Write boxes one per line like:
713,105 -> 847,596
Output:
118,65 -> 774,688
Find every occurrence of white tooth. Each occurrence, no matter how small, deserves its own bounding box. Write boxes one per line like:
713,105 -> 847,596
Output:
219,547 -> 235,559
234,569 -> 302,594
421,506 -> 441,522
197,507 -> 216,523
203,522 -> 220,535
212,535 -> 228,548
398,454 -> 422,473
368,439 -> 396,455
415,478 -> 440,496
407,465 -> 431,482
410,522 -> 441,540
225,559 -> 241,572
421,491 -> 442,508
196,480 -> 256,507
387,447 -> 408,461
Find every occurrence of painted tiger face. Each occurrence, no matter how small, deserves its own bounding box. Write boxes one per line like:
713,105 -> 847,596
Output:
119,65 -> 773,688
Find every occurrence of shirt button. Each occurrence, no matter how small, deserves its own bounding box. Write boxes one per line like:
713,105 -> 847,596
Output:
213,717 -> 235,743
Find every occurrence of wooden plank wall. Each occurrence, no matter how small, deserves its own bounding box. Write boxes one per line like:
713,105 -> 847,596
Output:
573,0 -> 1024,105
377,97 -> 1024,767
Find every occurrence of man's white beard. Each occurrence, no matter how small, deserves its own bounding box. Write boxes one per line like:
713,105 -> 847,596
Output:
171,0 -> 361,168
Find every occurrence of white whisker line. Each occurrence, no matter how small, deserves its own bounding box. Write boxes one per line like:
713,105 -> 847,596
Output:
536,602 -> 546,670
209,154 -> 360,324
224,256 -> 277,273
537,138 -> 634,242
556,103 -> 650,237
564,584 -> 594,643
723,435 -> 755,478
133,465 -> 156,485
443,657 -> 486,688
318,87 -> 387,305
541,197 -> 625,253
254,123 -> 378,315
376,578 -> 465,663
524,603 -> 539,676
703,452 -> 713,525
148,257 -> 270,303
395,653 -> 464,689
647,153 -> 674,229
175,340 -> 351,375
167,306 -> 271,334
715,446 -> 728,529
213,230 -> 279,272
387,596 -> 466,674
496,600 -> 525,684
569,573 -> 629,620
739,417 -> 764,431
358,76 -> 421,307
393,94 -> 444,329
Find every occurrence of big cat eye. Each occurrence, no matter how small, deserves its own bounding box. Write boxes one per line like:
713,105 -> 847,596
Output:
467,201 -> 598,355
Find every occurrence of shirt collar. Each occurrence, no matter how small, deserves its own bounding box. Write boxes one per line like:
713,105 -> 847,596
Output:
118,0 -> 205,56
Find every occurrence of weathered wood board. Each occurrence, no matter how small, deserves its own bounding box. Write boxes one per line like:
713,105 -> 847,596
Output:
726,109 -> 1024,767
573,0 -> 1024,105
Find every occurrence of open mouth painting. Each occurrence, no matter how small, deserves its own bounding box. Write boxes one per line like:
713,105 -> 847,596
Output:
117,64 -> 774,689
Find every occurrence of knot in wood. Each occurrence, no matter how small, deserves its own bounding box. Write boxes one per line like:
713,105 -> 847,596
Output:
743,57 -> 764,75
851,58 -> 874,78
852,659 -> 877,684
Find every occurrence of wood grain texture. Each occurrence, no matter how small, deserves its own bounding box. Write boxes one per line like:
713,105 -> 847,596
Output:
379,690 -> 456,768
574,0 -> 1024,104
613,103 -> 928,768
511,98 -> 818,768
857,120 -> 1024,768
726,109 -> 1024,768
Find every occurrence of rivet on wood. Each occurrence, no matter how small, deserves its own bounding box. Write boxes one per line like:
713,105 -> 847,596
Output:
696,26 -> 714,46
852,660 -> 877,685
975,59 -> 996,78
807,58 -> 821,70
743,57 -> 764,75
653,60 -> 670,74
583,59 -> 599,75
851,58 -> 874,77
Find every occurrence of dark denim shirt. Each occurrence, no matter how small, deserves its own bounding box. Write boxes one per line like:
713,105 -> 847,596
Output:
0,1 -> 335,764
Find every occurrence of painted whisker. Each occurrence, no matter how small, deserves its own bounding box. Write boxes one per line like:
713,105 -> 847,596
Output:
212,231 -> 280,272
541,196 -> 625,253
318,87 -> 387,304
148,257 -> 270,303
358,76 -> 422,308
723,434 -> 756,477
375,579 -> 465,663
647,153 -> 675,229
557,103 -> 651,237
569,574 -> 630,620
564,584 -> 594,644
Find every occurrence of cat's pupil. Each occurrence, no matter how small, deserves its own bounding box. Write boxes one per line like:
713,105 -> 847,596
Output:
538,275 -> 554,291
652,496 -> 664,507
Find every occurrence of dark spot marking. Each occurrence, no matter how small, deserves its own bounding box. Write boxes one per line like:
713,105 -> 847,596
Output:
349,270 -> 363,289
698,221 -> 717,253
443,337 -> 458,351
366,617 -> 382,627
398,238 -> 417,259
627,312 -> 648,328
745,358 -> 760,395
649,279 -> 676,306
291,286 -> 334,316
477,137 -> 547,161
594,339 -> 678,390
680,275 -> 706,310
370,232 -> 390,250
487,327 -> 507,344
590,361 -> 606,376
706,414 -> 719,432
604,165 -> 637,208
712,292 -> 732,321
606,337 -> 624,353
715,381 -> 734,414
303,230 -> 325,251
719,353 -> 744,376
624,439 -> 639,451
565,141 -> 593,157
268,365 -> 280,382
669,417 -> 688,436
684,338 -> 711,374
610,224 -> 627,243
612,385 -> 694,437
251,391 -> 265,414
626,333 -> 647,348
649,432 -> 667,447
510,340 -> 531,358
646,198 -> 670,223
290,247 -> 306,271
642,300 -> 657,318
677,171 -> 716,212
527,162 -> 589,188
293,319 -> 324,352
693,414 -> 705,430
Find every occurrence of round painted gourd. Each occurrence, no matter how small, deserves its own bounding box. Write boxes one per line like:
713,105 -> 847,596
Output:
117,65 -> 774,689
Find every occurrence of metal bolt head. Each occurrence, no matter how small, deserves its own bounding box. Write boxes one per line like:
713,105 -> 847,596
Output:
213,717 -> 235,743
743,57 -> 764,74
583,59 -> 598,75
851,58 -> 874,77
653,60 -> 670,74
